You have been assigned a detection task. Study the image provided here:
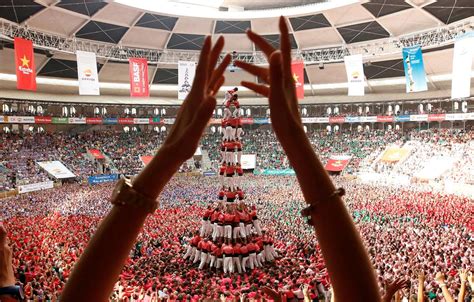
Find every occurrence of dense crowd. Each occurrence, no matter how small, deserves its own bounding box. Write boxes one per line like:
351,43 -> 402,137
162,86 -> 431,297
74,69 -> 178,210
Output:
1,128 -> 473,192
1,175 -> 472,301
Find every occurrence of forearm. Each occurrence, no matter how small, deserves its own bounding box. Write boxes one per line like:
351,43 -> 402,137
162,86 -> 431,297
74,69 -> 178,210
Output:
417,282 -> 424,302
440,286 -> 454,302
63,149 -> 178,301
61,205 -> 149,301
458,283 -> 466,302
289,131 -> 380,302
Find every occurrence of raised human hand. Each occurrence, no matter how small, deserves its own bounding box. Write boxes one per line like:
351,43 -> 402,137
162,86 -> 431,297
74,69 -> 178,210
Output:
417,271 -> 425,282
382,277 -> 409,302
459,269 -> 467,282
234,17 -> 305,159
435,272 -> 445,284
161,36 -> 231,165
468,272 -> 474,289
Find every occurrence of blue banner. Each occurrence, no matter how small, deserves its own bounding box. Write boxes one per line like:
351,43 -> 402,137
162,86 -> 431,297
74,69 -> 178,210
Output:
103,118 -> 118,125
402,45 -> 427,93
88,174 -> 118,185
203,171 -> 217,176
345,116 -> 360,123
253,118 -> 269,124
395,115 -> 410,122
254,169 -> 295,176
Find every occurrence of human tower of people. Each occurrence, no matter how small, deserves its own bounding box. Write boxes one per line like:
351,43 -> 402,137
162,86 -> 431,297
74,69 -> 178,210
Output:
183,88 -> 278,274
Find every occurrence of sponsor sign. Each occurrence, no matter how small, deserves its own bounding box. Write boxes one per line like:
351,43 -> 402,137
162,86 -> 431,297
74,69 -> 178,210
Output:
7,116 -> 35,123
203,171 -> 217,176
254,169 -> 296,176
129,58 -> 149,97
241,154 -> 256,169
428,114 -> 446,122
52,117 -> 68,124
452,32 -> 474,98
103,118 -> 118,125
395,115 -> 410,122
34,116 -> 52,124
162,118 -> 176,125
76,50 -> 100,95
18,181 -> 54,194
150,117 -> 161,124
240,118 -> 254,125
68,117 -> 86,124
346,116 -> 360,123
344,54 -> 365,96
253,118 -> 269,124
329,116 -> 345,124
410,114 -> 428,122
402,45 -> 428,93
88,174 -> 118,185
377,116 -> 394,123
86,117 -> 103,124
14,37 -> 36,91
381,147 -> 410,163
360,116 -> 377,123
37,161 -> 75,179
133,118 -> 149,124
118,118 -> 134,125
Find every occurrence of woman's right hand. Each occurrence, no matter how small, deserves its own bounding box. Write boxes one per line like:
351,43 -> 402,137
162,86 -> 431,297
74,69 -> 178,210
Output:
235,17 -> 308,161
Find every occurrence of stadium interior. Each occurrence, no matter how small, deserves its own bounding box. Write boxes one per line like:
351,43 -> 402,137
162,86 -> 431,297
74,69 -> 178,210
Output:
0,0 -> 473,301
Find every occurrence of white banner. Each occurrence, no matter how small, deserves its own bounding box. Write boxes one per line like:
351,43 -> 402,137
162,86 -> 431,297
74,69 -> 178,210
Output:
133,118 -> 149,124
315,117 -> 330,124
344,54 -> 365,96
68,117 -> 86,124
452,32 -> 474,99
7,116 -> 35,123
360,116 -> 377,123
410,114 -> 428,122
37,161 -> 75,179
178,61 -> 196,100
18,181 -> 54,194
241,154 -> 256,169
76,51 -> 100,96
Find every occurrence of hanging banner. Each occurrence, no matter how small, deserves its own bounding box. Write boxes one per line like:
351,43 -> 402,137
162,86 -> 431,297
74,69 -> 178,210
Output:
14,38 -> 37,91
344,54 -> 365,96
88,174 -> 118,185
291,61 -> 305,100
178,61 -> 196,100
402,45 -> 427,93
325,156 -> 351,172
451,32 -> 474,99
37,161 -> 75,179
18,181 -> 54,194
76,50 -> 100,95
129,58 -> 149,97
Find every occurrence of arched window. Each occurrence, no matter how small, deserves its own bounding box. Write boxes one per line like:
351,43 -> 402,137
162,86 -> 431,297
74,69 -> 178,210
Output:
101,107 -> 107,116
154,108 -> 160,116
211,126 -> 216,133
217,108 -> 223,116
334,125 -> 340,132
154,126 -> 160,133
123,126 -> 130,133
124,108 -> 130,115
246,108 -> 251,117
326,125 -> 331,132
160,126 -> 166,132
62,106 -> 68,117
2,104 -> 9,113
94,107 -> 100,115
461,101 -> 467,113
37,105 -> 43,114
131,108 -> 137,115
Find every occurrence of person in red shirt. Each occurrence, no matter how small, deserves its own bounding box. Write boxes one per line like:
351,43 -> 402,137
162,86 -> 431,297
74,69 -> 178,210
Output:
222,243 -> 234,274
219,163 -> 226,187
235,163 -> 244,190
238,208 -> 250,239
200,206 -> 212,237
225,164 -> 236,191
184,232 -> 201,261
223,87 -> 238,106
198,239 -> 210,270
213,243 -> 223,270
240,243 -> 249,272
216,212 -> 225,241
224,140 -> 235,165
211,208 -> 220,241
225,190 -> 237,204
223,211 -> 235,243
232,243 -> 242,274
231,210 -> 241,240
250,205 -> 262,236
236,187 -> 244,201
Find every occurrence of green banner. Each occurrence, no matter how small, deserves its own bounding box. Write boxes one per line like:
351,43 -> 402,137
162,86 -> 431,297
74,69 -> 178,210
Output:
253,169 -> 295,176
52,117 -> 69,124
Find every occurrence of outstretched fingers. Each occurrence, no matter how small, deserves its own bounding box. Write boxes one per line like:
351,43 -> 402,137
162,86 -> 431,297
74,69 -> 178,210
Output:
247,30 -> 276,59
209,54 -> 231,95
279,16 -> 299,116
189,36 -> 212,99
241,81 -> 269,97
208,36 -> 225,80
234,61 -> 270,84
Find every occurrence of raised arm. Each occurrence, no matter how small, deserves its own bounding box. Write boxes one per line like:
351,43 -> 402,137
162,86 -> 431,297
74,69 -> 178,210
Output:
382,278 -> 409,302
458,270 -> 467,302
417,271 -> 425,302
61,37 -> 230,301
435,272 -> 454,302
235,16 -> 380,302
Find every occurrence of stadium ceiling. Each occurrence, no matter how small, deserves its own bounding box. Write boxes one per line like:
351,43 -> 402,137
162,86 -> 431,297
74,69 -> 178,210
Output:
0,0 -> 472,101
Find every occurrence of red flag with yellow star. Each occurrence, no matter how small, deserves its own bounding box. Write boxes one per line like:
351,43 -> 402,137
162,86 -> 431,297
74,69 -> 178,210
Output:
291,61 -> 304,100
14,37 -> 37,91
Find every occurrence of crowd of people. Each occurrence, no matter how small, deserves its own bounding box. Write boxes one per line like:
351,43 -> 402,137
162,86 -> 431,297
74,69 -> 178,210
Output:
1,128 -> 473,192
1,174 -> 472,301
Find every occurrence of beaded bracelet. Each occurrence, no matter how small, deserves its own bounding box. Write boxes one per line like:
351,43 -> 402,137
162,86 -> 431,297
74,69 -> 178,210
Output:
301,187 -> 346,226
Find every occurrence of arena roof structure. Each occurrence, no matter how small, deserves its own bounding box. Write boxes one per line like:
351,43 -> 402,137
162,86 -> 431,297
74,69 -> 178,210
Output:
0,0 -> 472,104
